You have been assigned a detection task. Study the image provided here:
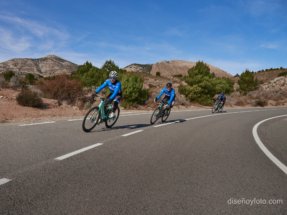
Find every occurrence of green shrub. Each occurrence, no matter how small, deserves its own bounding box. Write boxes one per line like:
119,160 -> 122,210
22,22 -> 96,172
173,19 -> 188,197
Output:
238,70 -> 258,95
73,61 -> 109,87
16,89 -> 43,108
101,60 -> 120,72
179,61 -> 233,105
278,71 -> 287,77
121,74 -> 149,107
156,72 -> 161,77
25,73 -> 36,85
3,71 -> 15,82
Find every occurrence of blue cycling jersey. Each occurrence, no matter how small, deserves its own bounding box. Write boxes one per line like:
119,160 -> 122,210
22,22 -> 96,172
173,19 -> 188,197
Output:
156,87 -> 175,105
95,79 -> 122,100
217,93 -> 226,102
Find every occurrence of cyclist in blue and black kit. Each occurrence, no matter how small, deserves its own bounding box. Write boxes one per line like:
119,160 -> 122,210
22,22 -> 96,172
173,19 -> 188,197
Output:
92,71 -> 122,118
213,92 -> 226,110
154,81 -> 176,109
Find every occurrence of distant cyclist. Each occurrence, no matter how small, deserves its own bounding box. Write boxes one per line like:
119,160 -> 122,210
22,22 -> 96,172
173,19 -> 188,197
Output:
92,71 -> 122,118
154,81 -> 176,109
214,92 -> 226,109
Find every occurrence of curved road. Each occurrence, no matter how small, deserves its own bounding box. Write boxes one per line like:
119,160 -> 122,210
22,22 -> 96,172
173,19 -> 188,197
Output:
0,108 -> 286,214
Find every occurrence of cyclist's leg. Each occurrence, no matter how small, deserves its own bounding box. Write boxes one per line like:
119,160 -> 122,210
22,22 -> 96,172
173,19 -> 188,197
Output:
112,95 -> 121,112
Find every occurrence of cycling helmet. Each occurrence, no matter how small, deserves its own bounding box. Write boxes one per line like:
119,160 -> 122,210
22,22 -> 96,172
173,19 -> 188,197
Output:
109,71 -> 118,79
166,81 -> 172,87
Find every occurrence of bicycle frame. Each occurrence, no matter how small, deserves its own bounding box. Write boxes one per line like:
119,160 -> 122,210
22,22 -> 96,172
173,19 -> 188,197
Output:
98,98 -> 113,122
98,98 -> 107,121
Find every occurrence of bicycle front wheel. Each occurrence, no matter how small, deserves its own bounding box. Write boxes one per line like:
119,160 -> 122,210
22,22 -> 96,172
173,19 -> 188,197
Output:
150,107 -> 161,124
82,107 -> 100,132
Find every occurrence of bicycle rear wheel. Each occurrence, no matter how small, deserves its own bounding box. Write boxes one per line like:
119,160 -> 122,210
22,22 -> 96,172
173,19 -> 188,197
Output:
105,107 -> 120,128
161,108 -> 171,122
82,107 -> 100,132
150,107 -> 161,124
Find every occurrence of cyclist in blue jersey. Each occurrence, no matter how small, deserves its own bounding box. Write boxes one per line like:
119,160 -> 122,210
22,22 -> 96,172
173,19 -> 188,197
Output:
213,92 -> 226,109
92,71 -> 122,118
154,81 -> 176,109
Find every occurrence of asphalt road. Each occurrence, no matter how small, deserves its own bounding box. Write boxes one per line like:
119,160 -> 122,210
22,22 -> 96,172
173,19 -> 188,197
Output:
0,108 -> 286,215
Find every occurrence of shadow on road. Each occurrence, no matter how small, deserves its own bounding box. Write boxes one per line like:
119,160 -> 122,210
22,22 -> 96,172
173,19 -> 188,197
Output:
111,123 -> 151,130
89,118 -> 188,133
163,119 -> 187,124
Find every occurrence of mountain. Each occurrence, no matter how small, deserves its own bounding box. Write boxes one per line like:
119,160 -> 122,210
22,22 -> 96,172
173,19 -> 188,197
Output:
0,55 -> 78,77
124,60 -> 232,78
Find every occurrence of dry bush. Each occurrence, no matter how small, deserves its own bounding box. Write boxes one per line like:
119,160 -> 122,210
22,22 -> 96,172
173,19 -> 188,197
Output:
234,99 -> 246,106
16,88 -> 44,108
254,99 -> 267,107
38,75 -> 83,104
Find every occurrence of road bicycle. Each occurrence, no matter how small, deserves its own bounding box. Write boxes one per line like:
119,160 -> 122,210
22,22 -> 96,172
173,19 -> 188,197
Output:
211,99 -> 224,113
150,100 -> 171,124
82,96 -> 120,132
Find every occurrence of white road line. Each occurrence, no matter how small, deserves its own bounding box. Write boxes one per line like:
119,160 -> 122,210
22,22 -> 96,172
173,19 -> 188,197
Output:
185,110 -> 266,121
0,178 -> 11,186
67,118 -> 82,122
121,113 -> 151,117
252,114 -> 287,175
186,114 -> 215,121
122,130 -> 143,137
55,143 -> 103,161
19,121 -> 55,126
153,120 -> 180,128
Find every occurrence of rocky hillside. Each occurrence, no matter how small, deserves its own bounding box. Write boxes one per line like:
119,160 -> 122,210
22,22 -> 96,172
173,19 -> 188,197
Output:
251,76 -> 287,104
151,60 -> 231,78
0,55 -> 78,77
124,64 -> 152,73
255,68 -> 287,83
124,60 -> 232,78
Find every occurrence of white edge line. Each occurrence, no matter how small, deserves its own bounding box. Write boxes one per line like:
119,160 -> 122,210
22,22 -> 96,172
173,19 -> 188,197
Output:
55,143 -> 103,161
19,121 -> 55,126
122,130 -> 143,137
252,115 -> 287,175
185,110 -> 265,121
0,178 -> 11,186
67,118 -> 82,122
186,114 -> 215,121
121,113 -> 151,117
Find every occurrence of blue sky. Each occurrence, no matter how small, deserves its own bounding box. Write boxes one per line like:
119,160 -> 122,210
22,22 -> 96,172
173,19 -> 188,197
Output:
0,0 -> 286,74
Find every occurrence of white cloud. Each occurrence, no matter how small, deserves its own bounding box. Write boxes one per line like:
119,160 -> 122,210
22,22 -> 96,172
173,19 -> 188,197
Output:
242,0 -> 281,16
0,14 -> 69,57
260,43 -> 279,50
0,28 -> 30,52
0,14 -> 68,39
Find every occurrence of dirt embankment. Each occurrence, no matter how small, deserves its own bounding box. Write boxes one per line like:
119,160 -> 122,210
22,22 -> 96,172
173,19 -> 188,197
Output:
0,89 -> 85,123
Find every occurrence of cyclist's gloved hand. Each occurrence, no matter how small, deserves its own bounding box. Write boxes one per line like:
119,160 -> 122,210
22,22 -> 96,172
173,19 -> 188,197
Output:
154,98 -> 158,103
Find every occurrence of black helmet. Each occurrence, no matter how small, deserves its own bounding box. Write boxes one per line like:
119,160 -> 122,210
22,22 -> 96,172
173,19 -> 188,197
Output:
166,81 -> 172,87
